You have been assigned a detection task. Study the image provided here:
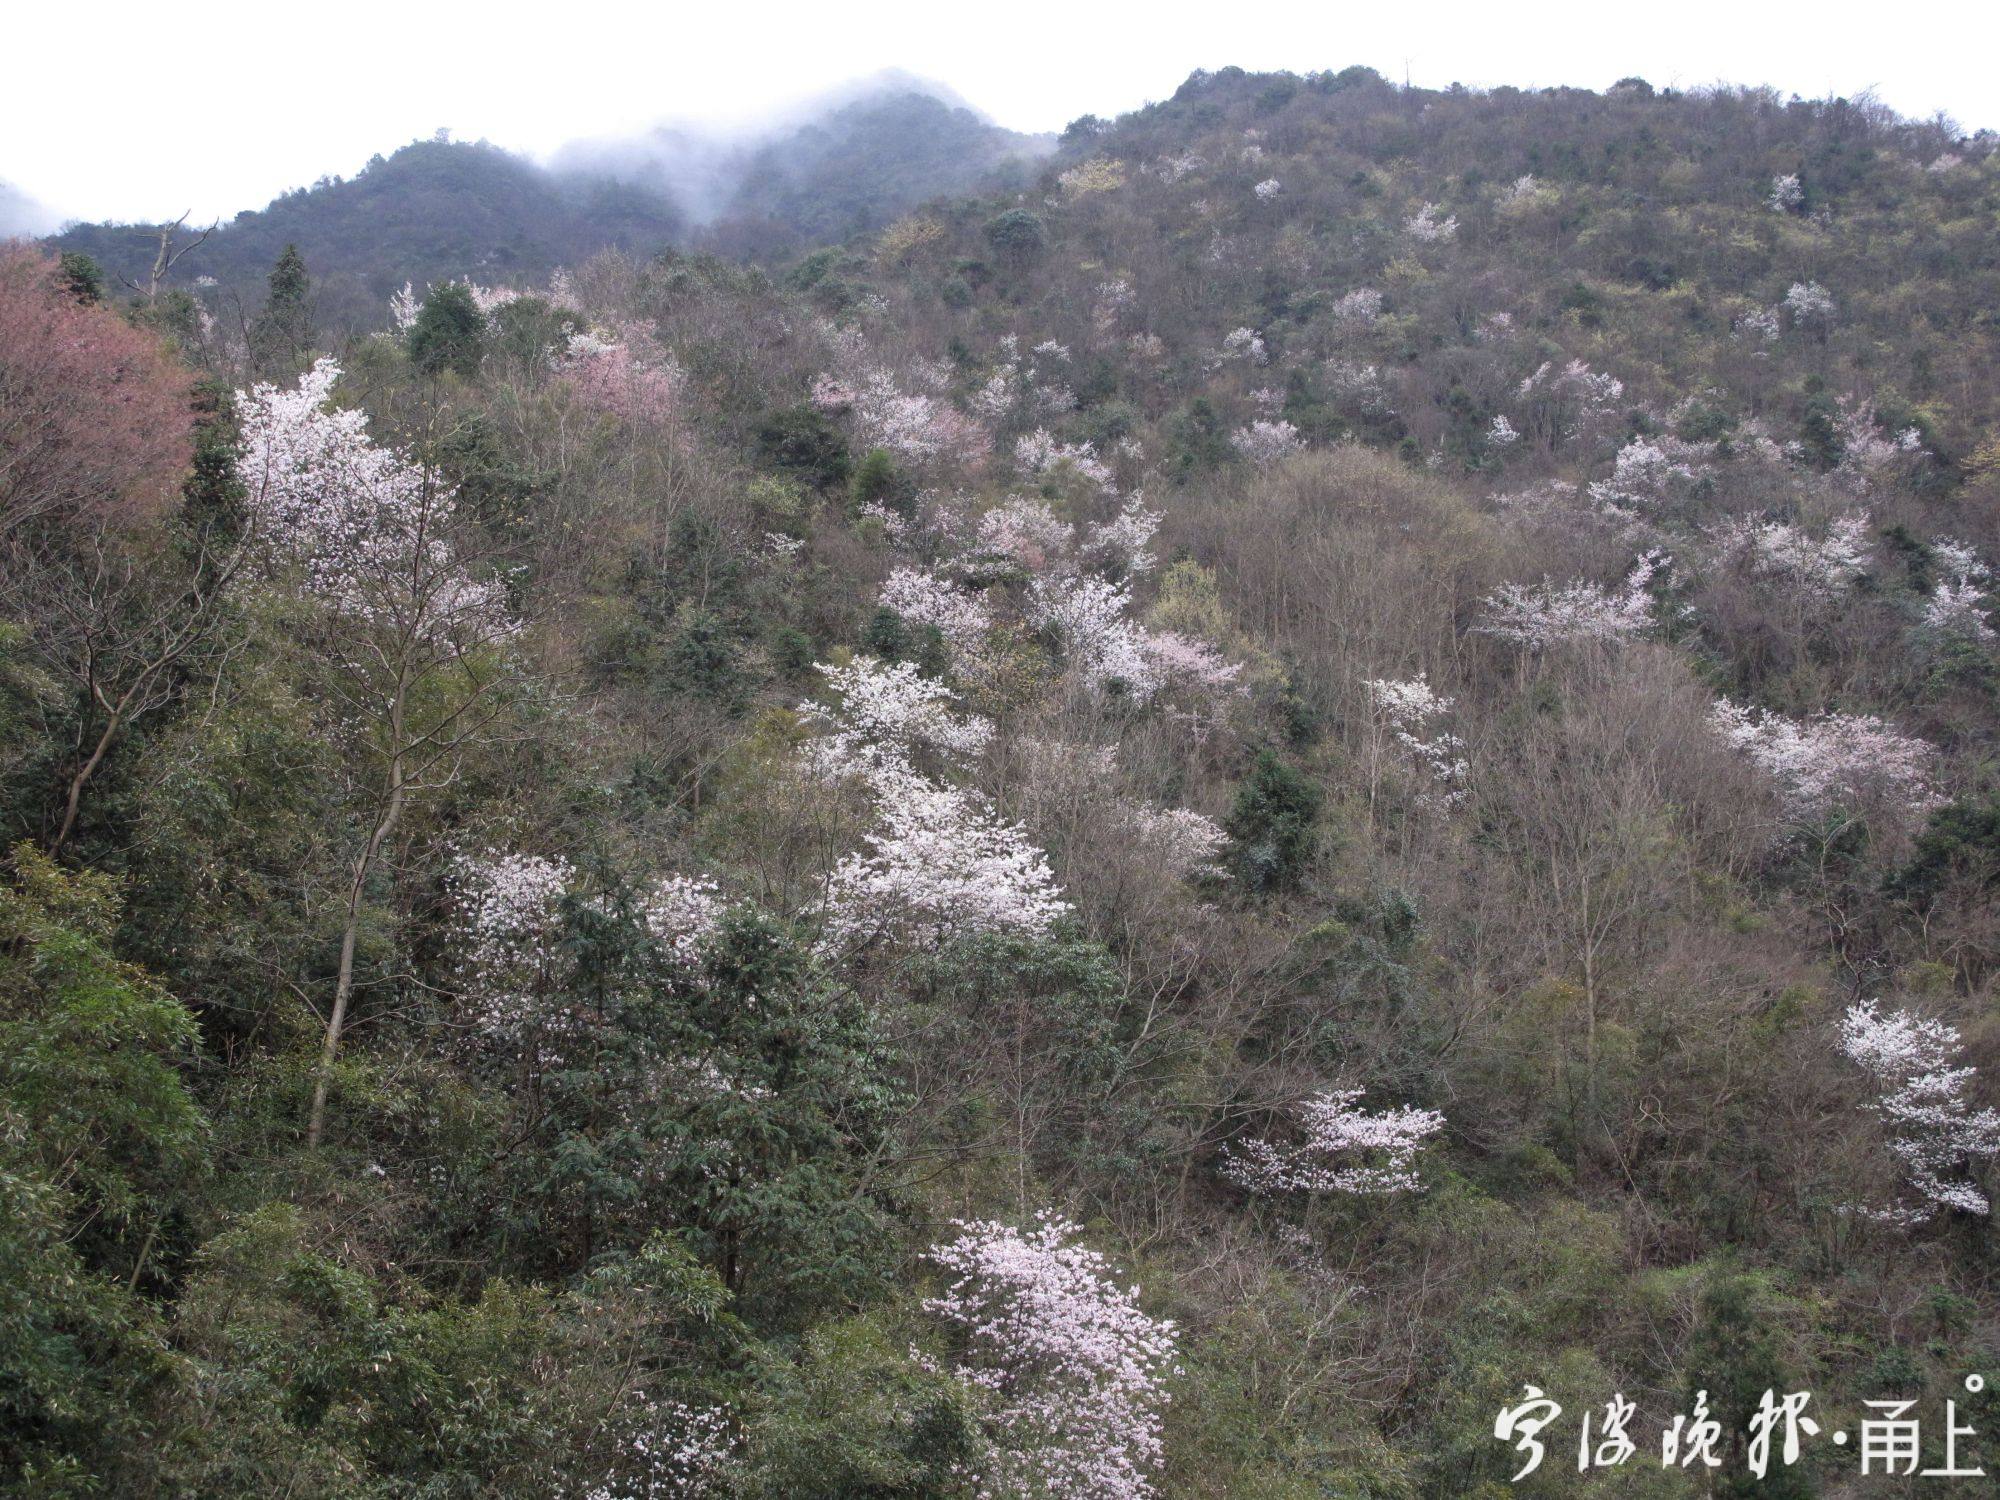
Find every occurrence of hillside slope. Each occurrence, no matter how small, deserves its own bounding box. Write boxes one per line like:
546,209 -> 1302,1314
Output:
7,64 -> 2000,1498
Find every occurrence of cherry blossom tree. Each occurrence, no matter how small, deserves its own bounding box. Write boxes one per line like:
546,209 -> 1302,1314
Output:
1405,203 -> 1458,243
580,1398 -> 736,1500
796,654 -> 993,781
1029,573 -> 1158,699
878,566 -> 992,665
1839,1001 -> 2000,1223
1478,553 -> 1665,649
1710,513 -> 1870,601
1709,699 -> 1939,826
1514,359 -> 1625,451
1015,430 -> 1115,492
926,1213 -> 1178,1500
824,768 -> 1068,947
1229,419 -> 1304,466
1922,538 -> 1993,641
560,323 -> 683,428
238,357 -> 517,1146
449,848 -> 574,1039
974,498 -> 1076,574
1365,674 -> 1469,810
640,873 -> 726,970
1221,1088 -> 1445,1195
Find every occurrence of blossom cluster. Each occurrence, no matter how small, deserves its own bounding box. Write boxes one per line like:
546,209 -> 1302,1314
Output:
824,767 -> 1069,946
448,848 -> 574,1036
1711,512 -> 1871,601
1229,419 -> 1305,467
1479,552 -> 1665,649
1015,429 -> 1116,492
639,873 -> 725,970
926,1214 -> 1179,1500
1709,699 -> 1938,821
1222,1088 -> 1446,1195
1365,674 -> 1469,808
561,323 -> 684,428
234,358 -> 512,638
1405,203 -> 1459,243
813,347 -> 987,467
1839,1001 -> 2000,1223
1923,538 -> 1994,640
580,1399 -> 735,1500
797,654 -> 994,780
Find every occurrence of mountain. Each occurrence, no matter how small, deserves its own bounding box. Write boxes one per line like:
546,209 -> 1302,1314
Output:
49,137 -> 686,330
15,59 -> 2000,1499
558,83 -> 1055,256
47,80 -> 1053,326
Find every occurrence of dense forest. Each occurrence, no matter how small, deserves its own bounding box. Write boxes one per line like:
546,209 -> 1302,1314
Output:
6,61 -> 2000,1497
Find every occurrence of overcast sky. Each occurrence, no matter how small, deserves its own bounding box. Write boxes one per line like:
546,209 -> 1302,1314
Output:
7,0 -> 1997,228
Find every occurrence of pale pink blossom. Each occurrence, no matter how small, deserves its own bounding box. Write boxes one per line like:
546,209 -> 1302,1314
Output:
1840,1002 -> 2000,1223
926,1214 -> 1178,1500
1223,1088 -> 1445,1195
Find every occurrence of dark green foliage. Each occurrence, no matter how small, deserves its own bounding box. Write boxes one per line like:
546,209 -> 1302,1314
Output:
1165,397 -> 1235,481
51,137 -> 687,328
1225,749 -> 1323,892
981,208 -> 1047,262
850,446 -> 912,516
1888,796 -> 2000,908
248,243 -> 313,375
0,849 -> 208,1486
756,404 -> 851,489
407,279 -> 485,378
55,251 -> 103,305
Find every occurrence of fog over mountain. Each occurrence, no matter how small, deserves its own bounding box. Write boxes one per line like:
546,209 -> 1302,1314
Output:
0,179 -> 60,237
40,73 -> 1051,326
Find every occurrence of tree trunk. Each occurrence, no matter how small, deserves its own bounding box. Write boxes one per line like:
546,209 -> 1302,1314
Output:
306,684 -> 409,1148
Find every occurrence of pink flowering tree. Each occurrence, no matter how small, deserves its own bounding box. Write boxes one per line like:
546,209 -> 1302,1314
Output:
560,323 -> 684,429
1221,1088 -> 1445,1196
237,357 -> 518,1146
926,1214 -> 1179,1500
1839,1001 -> 2000,1224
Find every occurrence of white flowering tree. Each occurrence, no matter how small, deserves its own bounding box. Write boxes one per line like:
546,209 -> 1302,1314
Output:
1230,419 -> 1304,467
1839,1001 -> 2000,1224
1222,1089 -> 1445,1195
1710,513 -> 1870,603
796,654 -> 993,781
824,768 -> 1068,948
926,1214 -> 1178,1500
238,358 -> 518,1146
449,848 -> 574,1041
1365,674 -> 1469,813
1478,553 -> 1666,650
1709,699 -> 1938,834
1922,538 -> 1994,641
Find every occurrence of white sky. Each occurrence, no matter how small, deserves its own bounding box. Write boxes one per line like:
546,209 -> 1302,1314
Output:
7,0 -> 1998,226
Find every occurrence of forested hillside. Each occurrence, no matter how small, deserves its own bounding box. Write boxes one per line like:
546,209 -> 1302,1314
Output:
6,63 -> 2000,1497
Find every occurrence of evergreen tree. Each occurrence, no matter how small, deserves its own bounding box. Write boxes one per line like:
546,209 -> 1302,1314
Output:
407,281 -> 485,378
